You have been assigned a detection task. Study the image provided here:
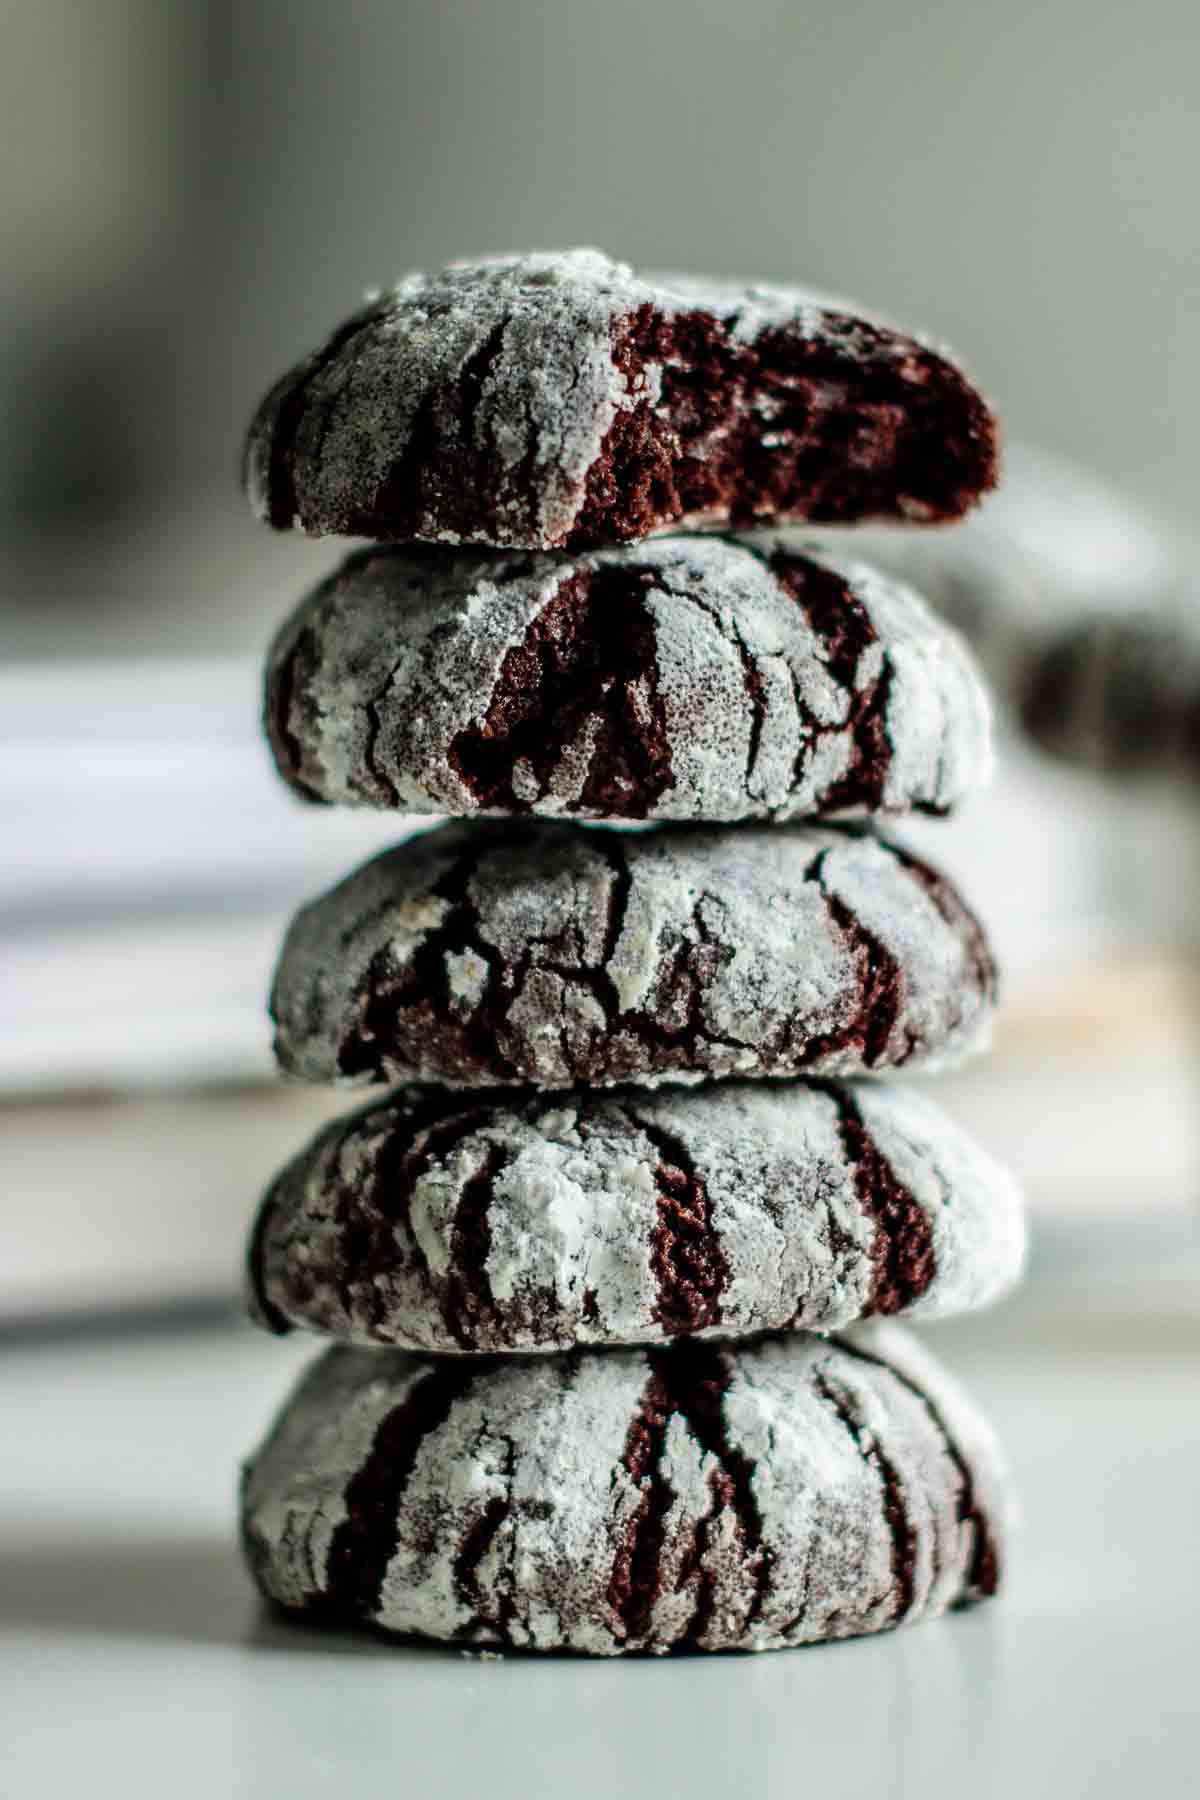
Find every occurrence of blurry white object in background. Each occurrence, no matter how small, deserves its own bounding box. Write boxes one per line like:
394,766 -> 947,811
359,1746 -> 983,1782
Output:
900,727 -> 1125,982
903,727 -> 1200,1226
1,656 -> 419,1090
2,656 -> 410,919
2,1085 -> 348,1322
981,443 -> 1176,612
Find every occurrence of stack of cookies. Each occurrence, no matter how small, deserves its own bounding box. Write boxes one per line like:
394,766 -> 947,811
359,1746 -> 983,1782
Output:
238,251 -> 1026,1656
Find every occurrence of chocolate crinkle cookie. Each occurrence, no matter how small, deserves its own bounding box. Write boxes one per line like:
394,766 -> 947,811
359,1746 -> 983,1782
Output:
240,1323 -> 1007,1655
270,819 -> 996,1091
243,249 -> 998,549
248,1078 -> 1026,1353
266,535 -> 992,824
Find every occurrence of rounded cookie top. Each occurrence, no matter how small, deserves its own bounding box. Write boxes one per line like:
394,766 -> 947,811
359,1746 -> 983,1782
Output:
248,1077 -> 1026,1354
270,818 -> 997,1091
243,248 -> 998,549
240,1323 -> 1008,1655
266,534 -> 992,824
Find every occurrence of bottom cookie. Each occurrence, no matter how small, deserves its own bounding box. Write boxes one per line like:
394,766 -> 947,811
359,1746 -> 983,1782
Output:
240,1324 -> 1007,1655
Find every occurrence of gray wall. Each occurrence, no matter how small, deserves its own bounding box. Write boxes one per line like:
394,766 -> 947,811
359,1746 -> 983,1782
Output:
2,0 -> 1198,534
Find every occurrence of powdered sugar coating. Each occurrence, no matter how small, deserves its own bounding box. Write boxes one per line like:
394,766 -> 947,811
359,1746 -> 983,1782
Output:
266,535 -> 992,824
270,819 -> 996,1091
243,248 -> 997,548
248,1078 -> 1026,1354
239,1323 -> 1008,1654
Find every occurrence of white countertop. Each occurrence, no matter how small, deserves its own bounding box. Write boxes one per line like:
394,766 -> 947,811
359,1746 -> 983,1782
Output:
3,1261 -> 1198,1800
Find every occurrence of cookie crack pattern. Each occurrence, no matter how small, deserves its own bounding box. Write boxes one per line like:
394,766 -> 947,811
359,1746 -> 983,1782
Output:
663,1343 -> 769,1648
709,545 -> 920,820
607,1366 -> 677,1644
813,1364 -> 916,1623
481,858 -> 749,1083
596,831 -> 635,978
371,384 -> 442,538
820,1084 -> 936,1314
609,1345 -> 768,1650
886,840 -> 998,1012
627,1108 -> 728,1336
829,657 -> 895,814
264,624 -> 325,802
372,319 -> 512,542
251,1094 -> 474,1339
678,582 -> 772,806
799,847 -> 907,1069
363,667 -> 404,808
338,837 -> 517,1084
453,1431 -> 517,1644
254,297 -> 389,530
251,1087 -> 525,1346
440,1137 -> 512,1350
729,619 -> 769,799
770,548 -> 897,815
355,1100 -> 499,1342
448,565 -> 677,816
324,1361 -> 477,1622
670,894 -> 749,1062
459,320 -> 511,462
833,1336 -> 998,1599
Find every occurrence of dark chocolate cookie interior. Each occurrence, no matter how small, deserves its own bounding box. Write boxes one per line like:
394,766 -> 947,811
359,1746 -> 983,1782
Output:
572,306 -> 997,547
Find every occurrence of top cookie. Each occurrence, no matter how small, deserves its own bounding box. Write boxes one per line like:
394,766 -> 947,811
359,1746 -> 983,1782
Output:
243,249 -> 999,550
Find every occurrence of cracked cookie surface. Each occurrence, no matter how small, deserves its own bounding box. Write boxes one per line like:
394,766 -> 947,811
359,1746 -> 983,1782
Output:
266,534 -> 991,823
248,1078 -> 1025,1353
243,248 -> 998,549
240,1323 -> 1007,1654
270,818 -> 996,1091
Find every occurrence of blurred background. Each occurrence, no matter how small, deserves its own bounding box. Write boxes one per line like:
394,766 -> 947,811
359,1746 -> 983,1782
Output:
5,14 -> 1200,1786
4,0 -> 1200,1324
